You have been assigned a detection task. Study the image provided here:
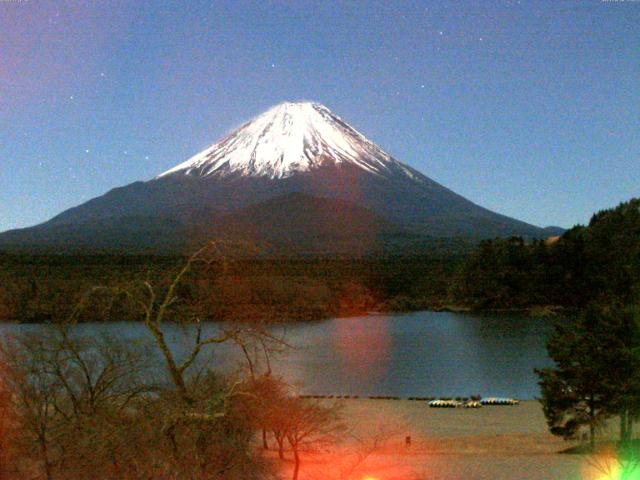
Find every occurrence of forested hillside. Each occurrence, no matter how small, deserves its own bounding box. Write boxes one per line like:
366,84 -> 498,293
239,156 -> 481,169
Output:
0,252 -> 464,323
450,198 -> 640,310
2,198 -> 637,322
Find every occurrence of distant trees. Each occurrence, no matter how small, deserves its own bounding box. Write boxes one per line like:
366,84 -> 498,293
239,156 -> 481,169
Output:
449,234 -> 589,310
584,199 -> 640,304
450,237 -> 533,309
0,286 -> 15,321
451,198 -> 640,310
536,305 -> 640,450
0,250 -> 464,324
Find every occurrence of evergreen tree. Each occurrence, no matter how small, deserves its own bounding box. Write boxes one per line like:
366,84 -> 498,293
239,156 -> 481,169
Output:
536,305 -> 640,449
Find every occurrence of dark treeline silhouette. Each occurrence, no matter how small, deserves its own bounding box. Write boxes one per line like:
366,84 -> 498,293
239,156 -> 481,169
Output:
450,198 -> 640,311
1,198 -> 638,322
0,252 -> 464,323
531,199 -> 640,468
536,304 -> 640,452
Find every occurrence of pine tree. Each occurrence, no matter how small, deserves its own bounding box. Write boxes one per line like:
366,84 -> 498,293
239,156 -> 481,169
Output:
536,305 -> 640,450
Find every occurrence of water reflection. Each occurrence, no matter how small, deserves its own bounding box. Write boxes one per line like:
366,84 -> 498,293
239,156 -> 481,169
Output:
282,312 -> 553,399
329,314 -> 392,381
0,311 -> 554,399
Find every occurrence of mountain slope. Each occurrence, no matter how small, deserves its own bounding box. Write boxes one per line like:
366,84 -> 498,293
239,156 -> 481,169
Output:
0,102 -> 549,253
0,194 -> 407,255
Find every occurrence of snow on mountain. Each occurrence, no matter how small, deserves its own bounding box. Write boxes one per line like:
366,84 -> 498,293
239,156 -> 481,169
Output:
0,100 -> 550,253
158,101 -> 419,181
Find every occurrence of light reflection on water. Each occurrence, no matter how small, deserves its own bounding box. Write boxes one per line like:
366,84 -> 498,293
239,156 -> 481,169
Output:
0,311 -> 554,399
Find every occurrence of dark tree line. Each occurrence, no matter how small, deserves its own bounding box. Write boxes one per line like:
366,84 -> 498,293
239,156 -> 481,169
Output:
0,252 -> 463,324
531,199 -> 640,473
2,198 -> 638,321
451,198 -> 640,310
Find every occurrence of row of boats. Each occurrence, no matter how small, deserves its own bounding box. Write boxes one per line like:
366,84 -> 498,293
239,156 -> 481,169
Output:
428,397 -> 520,408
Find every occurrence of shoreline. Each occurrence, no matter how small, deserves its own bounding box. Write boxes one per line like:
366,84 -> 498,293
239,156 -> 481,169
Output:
272,398 -> 608,480
2,304 -> 567,325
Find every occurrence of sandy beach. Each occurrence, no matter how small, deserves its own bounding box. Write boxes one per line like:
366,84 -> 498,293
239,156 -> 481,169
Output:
273,399 -> 608,480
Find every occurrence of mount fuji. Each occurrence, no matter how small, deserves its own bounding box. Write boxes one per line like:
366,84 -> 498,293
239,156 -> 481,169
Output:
0,102 -> 550,254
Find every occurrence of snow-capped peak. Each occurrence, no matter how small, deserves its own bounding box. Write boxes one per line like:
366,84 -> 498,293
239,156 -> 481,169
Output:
158,102 -> 417,180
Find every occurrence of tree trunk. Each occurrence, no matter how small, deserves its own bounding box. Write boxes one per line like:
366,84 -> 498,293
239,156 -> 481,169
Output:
262,428 -> 269,450
292,447 -> 300,480
276,436 -> 284,460
40,438 -> 53,480
621,409 -> 629,444
148,325 -> 190,403
589,394 -> 596,451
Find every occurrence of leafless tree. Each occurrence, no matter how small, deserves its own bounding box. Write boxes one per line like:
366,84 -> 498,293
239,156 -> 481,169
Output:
106,240 -> 284,479
334,423 -> 404,480
107,241 -> 282,403
1,241 -> 293,479
282,397 -> 344,480
0,326 -> 151,480
237,375 -> 290,454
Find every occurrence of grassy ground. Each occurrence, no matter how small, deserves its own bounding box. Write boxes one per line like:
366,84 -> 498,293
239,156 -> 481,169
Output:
272,399 -> 617,480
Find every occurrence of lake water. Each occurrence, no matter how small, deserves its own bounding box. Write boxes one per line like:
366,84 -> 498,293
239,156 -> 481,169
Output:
0,311 -> 555,399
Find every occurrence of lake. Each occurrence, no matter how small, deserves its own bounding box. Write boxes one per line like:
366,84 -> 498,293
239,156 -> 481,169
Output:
0,311 -> 555,399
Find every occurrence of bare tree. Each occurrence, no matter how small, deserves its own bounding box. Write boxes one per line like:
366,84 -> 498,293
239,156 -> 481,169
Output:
2,331 -> 66,480
2,241 -> 289,479
335,423 -> 403,480
112,241 -> 281,404
0,326 -> 151,480
283,397 -> 344,480
107,240 -> 284,479
232,322 -> 290,451
237,375 -> 290,454
232,323 -> 289,381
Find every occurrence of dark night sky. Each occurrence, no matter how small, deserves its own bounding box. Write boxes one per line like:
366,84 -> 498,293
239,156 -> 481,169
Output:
1,0 -> 638,231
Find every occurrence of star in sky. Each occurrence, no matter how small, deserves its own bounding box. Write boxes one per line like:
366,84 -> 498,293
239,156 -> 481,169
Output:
1,0 -> 637,234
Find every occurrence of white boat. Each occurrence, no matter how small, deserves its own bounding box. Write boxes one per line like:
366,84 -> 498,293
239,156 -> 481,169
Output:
428,399 -> 462,408
480,397 -> 519,406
